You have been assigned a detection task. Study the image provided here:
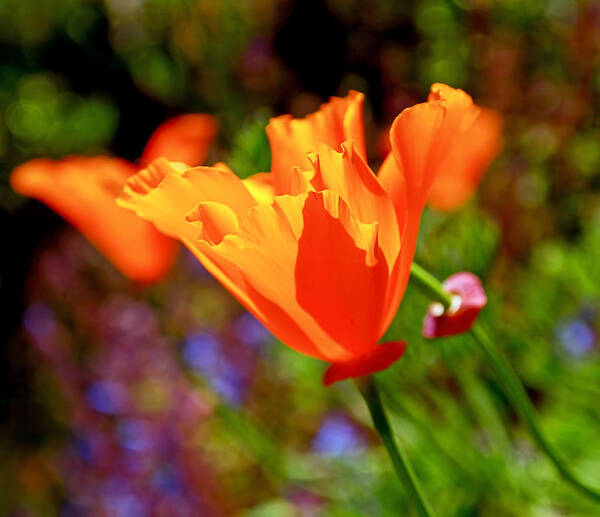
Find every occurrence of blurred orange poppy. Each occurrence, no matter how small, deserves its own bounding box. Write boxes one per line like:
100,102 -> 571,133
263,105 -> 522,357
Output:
11,114 -> 217,283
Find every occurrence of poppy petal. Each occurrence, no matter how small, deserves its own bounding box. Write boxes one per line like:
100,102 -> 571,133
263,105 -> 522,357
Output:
306,141 -> 400,270
118,158 -> 256,239
186,201 -> 240,245
11,157 -> 178,283
118,160 -> 276,332
377,152 -> 408,233
387,101 -> 446,213
427,107 -> 502,210
266,91 -> 365,194
242,172 -> 276,204
323,341 -> 407,386
141,114 -> 218,167
188,190 -> 389,362
378,103 -> 448,331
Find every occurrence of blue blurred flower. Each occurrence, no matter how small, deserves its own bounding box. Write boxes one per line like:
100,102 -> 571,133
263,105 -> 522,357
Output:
116,419 -> 154,452
182,248 -> 210,278
233,313 -> 271,349
312,413 -> 366,457
182,332 -> 221,372
182,332 -> 245,405
556,319 -> 596,357
72,434 -> 93,463
86,381 -> 127,414
153,464 -> 184,495
104,493 -> 147,517
210,365 -> 245,405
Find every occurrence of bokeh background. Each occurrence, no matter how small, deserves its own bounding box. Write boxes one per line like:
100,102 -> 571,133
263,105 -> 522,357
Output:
2,0 -> 600,515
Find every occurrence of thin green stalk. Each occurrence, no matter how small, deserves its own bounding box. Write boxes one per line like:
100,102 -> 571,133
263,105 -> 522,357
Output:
410,263 -> 453,308
471,323 -> 600,501
409,262 -> 600,502
355,376 -> 435,517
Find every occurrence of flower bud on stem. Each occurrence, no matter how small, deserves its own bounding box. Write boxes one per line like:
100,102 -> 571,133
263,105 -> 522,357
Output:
409,262 -> 600,502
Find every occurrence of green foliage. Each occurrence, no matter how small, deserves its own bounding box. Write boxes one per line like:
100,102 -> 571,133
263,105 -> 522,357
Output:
228,111 -> 273,178
127,47 -> 187,105
417,205 -> 500,279
3,73 -> 119,156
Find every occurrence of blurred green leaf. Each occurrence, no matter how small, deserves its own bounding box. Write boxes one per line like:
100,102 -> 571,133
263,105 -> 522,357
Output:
228,111 -> 273,178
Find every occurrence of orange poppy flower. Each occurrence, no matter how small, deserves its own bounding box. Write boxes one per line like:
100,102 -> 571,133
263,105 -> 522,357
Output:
117,85 -> 495,384
11,114 -> 217,283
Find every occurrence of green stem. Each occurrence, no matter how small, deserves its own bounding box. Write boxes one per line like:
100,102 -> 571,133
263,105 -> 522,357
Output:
355,376 -> 435,517
410,263 -> 453,308
471,323 -> 600,501
409,262 -> 600,502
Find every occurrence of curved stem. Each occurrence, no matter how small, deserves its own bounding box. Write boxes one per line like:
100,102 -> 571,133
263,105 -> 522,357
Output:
355,376 -> 435,517
471,323 -> 600,501
410,263 -> 453,308
409,262 -> 600,502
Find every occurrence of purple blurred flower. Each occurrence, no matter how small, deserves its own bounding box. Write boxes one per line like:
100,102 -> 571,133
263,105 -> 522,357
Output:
99,296 -> 159,345
23,303 -> 61,357
182,332 -> 221,371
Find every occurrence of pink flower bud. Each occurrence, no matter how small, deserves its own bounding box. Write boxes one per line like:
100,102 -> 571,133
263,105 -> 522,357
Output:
423,272 -> 487,338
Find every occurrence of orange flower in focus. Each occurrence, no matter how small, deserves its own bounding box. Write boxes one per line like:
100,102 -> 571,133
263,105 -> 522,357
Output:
117,84 -> 496,384
11,114 -> 217,283
268,84 -> 501,210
